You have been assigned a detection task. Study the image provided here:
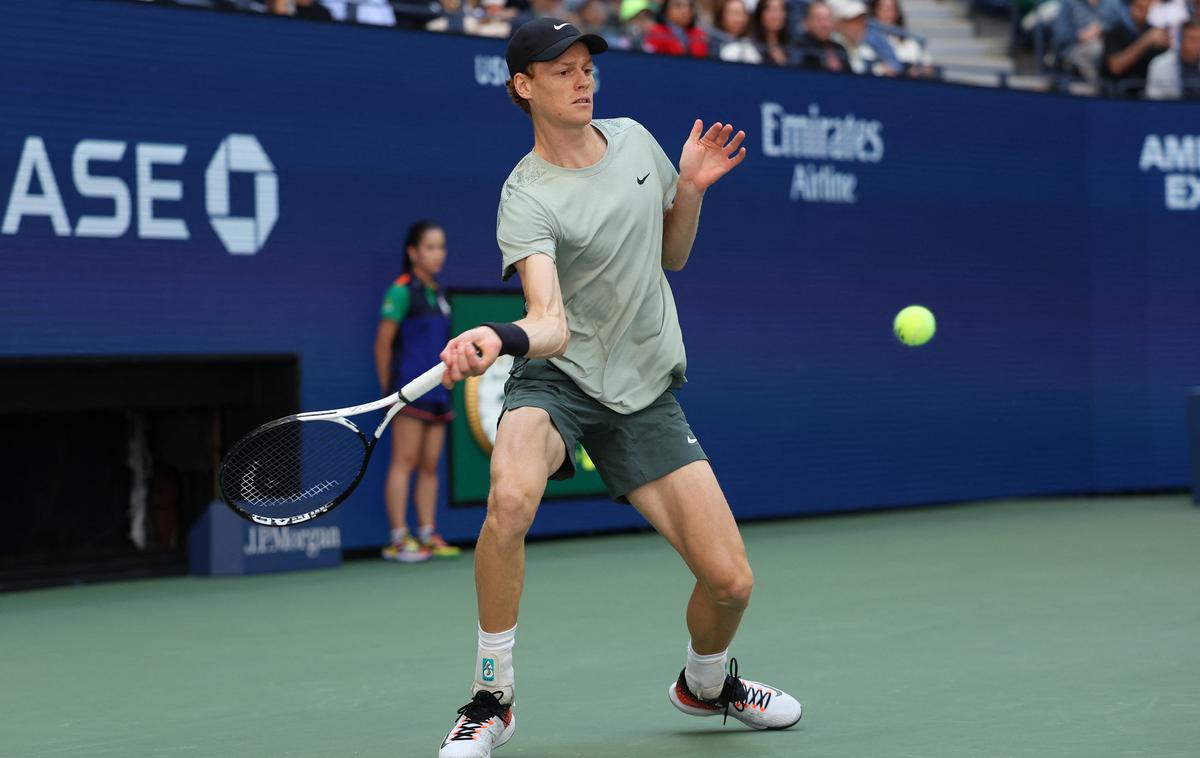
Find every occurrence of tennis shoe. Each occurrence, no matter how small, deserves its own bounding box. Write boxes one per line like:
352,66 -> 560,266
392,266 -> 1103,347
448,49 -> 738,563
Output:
438,690 -> 515,757
668,658 -> 802,730
381,536 -> 431,563
420,532 -> 462,559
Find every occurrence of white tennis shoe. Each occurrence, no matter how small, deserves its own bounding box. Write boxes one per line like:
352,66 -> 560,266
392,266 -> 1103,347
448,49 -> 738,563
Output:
668,658 -> 803,730
438,690 -> 516,758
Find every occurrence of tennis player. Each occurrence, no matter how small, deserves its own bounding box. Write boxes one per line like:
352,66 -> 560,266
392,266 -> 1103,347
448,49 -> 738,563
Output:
435,18 -> 802,757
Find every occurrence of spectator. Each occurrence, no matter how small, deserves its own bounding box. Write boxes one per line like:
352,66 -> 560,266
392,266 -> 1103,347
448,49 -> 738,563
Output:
265,0 -> 335,19
711,0 -> 763,62
751,0 -> 796,65
1102,0 -> 1171,97
869,0 -> 931,75
320,0 -> 396,25
1148,0 -> 1190,34
518,0 -> 568,22
374,221 -> 461,563
796,0 -> 851,71
426,0 -> 468,32
830,0 -> 897,75
644,0 -> 711,56
1146,18 -> 1200,98
428,0 -> 515,36
621,0 -> 658,47
1052,0 -> 1127,83
578,0 -> 630,47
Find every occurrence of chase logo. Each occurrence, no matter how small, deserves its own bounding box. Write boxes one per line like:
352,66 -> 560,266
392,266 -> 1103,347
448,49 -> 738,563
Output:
205,134 -> 279,255
2,133 -> 280,254
481,658 -> 496,682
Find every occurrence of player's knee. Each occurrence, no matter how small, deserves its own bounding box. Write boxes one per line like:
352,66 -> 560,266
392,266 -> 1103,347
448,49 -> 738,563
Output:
707,566 -> 754,610
485,482 -> 538,539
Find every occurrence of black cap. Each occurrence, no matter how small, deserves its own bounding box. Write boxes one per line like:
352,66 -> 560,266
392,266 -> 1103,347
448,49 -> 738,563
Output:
505,17 -> 608,77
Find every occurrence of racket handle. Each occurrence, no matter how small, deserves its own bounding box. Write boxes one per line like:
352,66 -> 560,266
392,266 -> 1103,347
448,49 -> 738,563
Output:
399,346 -> 485,404
400,363 -> 450,404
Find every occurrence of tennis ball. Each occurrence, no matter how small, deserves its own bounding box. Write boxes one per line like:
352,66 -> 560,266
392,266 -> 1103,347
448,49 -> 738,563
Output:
894,305 -> 936,346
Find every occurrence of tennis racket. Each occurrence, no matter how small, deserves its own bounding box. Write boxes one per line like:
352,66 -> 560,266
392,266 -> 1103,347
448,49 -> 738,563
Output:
218,362 -> 449,526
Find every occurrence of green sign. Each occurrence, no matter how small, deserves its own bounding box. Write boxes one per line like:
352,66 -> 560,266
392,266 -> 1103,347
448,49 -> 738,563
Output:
448,291 -> 609,505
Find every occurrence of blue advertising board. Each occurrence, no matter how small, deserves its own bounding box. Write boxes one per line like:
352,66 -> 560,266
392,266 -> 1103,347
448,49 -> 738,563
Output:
3,0 -> 1199,550
188,502 -> 343,576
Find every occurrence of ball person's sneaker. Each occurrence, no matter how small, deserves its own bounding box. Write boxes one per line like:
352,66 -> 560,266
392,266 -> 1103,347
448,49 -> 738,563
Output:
420,533 -> 462,559
438,690 -> 516,757
668,658 -> 802,730
381,536 -> 431,563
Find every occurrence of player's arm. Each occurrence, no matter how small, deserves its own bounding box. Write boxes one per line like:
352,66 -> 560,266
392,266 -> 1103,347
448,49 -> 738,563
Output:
662,120 -> 746,271
439,253 -> 568,386
374,320 -> 397,393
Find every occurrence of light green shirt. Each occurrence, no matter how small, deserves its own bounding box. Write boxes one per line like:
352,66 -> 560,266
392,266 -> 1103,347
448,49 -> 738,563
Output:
496,118 -> 685,415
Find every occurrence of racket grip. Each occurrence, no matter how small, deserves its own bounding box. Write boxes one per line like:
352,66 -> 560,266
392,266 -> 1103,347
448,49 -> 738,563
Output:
400,363 -> 450,404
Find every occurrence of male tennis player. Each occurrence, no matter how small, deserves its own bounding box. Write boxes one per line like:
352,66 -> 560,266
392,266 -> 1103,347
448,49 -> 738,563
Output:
434,18 -> 802,757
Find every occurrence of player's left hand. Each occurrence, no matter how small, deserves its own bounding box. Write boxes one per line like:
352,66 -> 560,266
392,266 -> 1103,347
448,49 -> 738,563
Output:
678,120 -> 746,194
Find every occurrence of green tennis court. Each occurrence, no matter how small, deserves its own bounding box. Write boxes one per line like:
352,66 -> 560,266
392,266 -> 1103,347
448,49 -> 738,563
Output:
4,494 -> 1198,758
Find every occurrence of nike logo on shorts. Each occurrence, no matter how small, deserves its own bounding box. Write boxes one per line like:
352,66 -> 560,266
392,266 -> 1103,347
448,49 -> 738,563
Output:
637,172 -> 650,184
553,23 -> 569,29
687,435 -> 698,444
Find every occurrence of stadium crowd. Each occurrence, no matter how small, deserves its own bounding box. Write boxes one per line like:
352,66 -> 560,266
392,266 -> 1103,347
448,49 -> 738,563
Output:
1040,0 -> 1199,96
138,0 -> 1200,98
139,0 -> 934,77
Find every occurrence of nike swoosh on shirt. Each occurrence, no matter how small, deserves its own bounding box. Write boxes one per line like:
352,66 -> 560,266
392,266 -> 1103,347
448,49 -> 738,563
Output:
553,23 -> 569,29
637,173 -> 650,184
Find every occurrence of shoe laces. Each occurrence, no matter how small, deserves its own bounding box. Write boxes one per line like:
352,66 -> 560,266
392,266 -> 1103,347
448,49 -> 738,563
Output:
449,690 -> 508,742
716,658 -> 772,724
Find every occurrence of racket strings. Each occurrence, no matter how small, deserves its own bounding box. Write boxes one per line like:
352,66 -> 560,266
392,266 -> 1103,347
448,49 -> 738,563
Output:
220,419 -> 367,517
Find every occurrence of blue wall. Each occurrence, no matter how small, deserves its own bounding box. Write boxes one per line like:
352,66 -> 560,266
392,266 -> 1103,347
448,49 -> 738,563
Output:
3,0 -> 1198,548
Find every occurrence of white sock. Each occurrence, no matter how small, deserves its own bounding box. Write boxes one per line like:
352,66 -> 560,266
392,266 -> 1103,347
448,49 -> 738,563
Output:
390,527 -> 407,545
685,642 -> 728,700
417,524 -> 435,542
473,623 -> 516,704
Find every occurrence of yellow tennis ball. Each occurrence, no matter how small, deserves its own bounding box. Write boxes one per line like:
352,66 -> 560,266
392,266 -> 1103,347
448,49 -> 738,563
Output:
894,305 -> 936,346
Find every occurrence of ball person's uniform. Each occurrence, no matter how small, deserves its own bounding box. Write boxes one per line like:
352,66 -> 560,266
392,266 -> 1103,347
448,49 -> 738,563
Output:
381,273 -> 455,423
497,118 -> 706,500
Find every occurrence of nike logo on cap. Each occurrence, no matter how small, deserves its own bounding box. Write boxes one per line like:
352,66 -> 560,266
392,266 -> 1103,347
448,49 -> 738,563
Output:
553,22 -> 569,29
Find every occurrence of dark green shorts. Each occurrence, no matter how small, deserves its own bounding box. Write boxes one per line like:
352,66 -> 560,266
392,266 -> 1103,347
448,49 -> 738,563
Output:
501,358 -> 708,502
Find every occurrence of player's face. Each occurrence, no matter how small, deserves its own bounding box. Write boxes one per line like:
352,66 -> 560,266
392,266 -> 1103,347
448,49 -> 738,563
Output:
528,44 -> 595,127
408,227 -> 447,276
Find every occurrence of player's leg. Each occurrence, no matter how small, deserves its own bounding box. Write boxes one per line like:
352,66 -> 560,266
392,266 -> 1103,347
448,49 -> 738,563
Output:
382,414 -> 429,562
439,406 -> 565,758
476,406 -> 564,636
629,460 -> 801,729
413,421 -> 459,557
626,460 -> 752,658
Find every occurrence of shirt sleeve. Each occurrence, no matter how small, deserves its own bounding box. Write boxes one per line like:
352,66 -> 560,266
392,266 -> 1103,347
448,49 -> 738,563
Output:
497,188 -> 557,281
380,282 -> 409,323
643,125 -> 679,211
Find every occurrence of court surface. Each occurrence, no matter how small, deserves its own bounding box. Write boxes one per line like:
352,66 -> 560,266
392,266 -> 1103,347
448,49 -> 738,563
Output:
3,494 -> 1198,758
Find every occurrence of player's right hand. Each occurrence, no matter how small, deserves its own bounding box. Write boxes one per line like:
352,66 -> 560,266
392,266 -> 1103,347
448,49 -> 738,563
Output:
440,327 -> 502,388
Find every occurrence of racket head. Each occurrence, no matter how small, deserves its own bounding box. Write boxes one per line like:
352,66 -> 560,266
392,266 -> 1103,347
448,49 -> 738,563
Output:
219,415 -> 372,526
